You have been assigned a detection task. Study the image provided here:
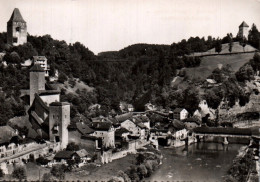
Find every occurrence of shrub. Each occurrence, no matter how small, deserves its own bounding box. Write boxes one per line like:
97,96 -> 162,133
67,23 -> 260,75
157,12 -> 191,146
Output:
137,164 -> 148,179
0,168 -> 4,177
50,165 -> 66,180
12,166 -> 27,180
36,156 -> 49,165
118,170 -> 131,182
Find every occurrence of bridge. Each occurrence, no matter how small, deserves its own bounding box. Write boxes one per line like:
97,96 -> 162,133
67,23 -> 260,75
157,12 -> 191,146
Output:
193,127 -> 253,144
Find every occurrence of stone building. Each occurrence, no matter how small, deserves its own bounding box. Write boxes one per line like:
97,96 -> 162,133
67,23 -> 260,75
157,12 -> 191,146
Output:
28,64 -> 70,150
29,64 -> 46,105
7,8 -> 27,46
49,102 -> 70,149
237,21 -> 249,39
33,56 -> 50,77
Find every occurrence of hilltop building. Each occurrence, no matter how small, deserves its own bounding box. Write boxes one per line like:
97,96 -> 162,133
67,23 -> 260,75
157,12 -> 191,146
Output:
28,64 -> 70,150
33,56 -> 50,77
237,21 -> 249,39
7,8 -> 27,46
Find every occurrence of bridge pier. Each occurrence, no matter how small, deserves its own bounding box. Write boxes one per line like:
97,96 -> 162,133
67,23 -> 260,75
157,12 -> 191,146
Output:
223,137 -> 229,145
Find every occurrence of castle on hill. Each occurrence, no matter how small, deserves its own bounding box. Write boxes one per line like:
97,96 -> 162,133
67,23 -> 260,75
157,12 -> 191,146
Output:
28,64 -> 70,150
7,8 -> 27,46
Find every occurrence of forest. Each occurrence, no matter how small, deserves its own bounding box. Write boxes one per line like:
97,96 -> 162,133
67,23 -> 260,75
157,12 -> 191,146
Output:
0,23 -> 259,125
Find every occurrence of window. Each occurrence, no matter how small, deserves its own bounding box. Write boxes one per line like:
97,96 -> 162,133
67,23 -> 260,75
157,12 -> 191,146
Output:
16,27 -> 20,32
13,37 -> 18,43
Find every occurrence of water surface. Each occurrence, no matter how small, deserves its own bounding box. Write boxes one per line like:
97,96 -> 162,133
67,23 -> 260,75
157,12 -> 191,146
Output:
148,142 -> 244,182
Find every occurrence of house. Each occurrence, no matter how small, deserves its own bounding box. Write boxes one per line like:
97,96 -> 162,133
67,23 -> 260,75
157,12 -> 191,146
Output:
145,102 -> 157,111
183,117 -> 201,130
120,119 -> 143,137
170,119 -> 187,140
54,150 -> 79,163
173,108 -> 188,120
115,127 -> 130,141
90,122 -> 115,148
76,122 -> 95,135
75,149 -> 90,163
115,127 -> 130,148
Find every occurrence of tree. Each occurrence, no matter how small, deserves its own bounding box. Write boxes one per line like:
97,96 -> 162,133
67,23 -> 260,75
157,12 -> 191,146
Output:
58,72 -> 67,83
42,173 -> 57,181
50,165 -> 66,180
248,23 -> 260,49
215,39 -> 222,54
36,156 -> 49,165
228,34 -> 233,54
240,36 -> 247,52
12,166 -> 27,180
0,168 -> 4,178
136,153 -> 145,165
66,142 -> 80,151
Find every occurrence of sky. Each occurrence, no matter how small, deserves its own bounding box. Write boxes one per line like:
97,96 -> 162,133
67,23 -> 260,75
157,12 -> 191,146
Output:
0,0 -> 260,54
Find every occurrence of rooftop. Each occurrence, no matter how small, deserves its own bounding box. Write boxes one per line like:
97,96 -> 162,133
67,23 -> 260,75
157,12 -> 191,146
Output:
54,151 -> 77,159
90,122 -> 113,131
49,102 -> 70,106
8,8 -> 26,23
29,64 -> 45,72
239,21 -> 249,28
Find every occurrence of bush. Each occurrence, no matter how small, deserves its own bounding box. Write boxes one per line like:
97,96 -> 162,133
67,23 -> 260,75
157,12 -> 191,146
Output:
117,170 -> 131,182
50,165 -> 66,180
12,166 -> 26,180
137,164 -> 148,179
0,168 -> 4,177
36,156 -> 49,165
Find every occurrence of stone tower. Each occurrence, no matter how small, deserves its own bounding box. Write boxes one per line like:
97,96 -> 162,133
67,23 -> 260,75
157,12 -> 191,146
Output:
49,102 -> 70,150
30,64 -> 46,105
237,21 -> 249,39
7,8 -> 27,46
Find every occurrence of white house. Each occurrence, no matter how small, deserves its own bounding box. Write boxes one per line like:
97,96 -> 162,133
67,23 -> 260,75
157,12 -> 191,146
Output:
90,122 -> 115,148
173,108 -> 188,120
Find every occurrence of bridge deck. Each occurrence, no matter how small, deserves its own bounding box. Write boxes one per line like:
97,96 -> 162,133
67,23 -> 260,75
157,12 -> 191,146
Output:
193,127 -> 252,136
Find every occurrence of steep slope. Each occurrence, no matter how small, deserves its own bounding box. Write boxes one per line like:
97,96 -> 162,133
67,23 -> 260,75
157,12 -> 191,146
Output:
184,52 -> 256,81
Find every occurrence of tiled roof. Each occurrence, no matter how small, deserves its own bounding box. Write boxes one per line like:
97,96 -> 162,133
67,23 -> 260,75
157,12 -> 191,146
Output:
173,108 -> 186,113
8,8 -> 26,23
183,117 -> 201,125
136,122 -> 147,129
76,149 -> 89,158
54,151 -> 77,159
90,122 -> 112,131
76,122 -> 95,135
171,119 -> 185,130
0,125 -> 17,145
115,127 -> 130,136
115,113 -> 133,123
29,64 -> 45,72
239,21 -> 249,28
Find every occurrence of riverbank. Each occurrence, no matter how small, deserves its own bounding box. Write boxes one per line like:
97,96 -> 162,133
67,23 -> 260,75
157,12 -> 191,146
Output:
224,145 -> 259,182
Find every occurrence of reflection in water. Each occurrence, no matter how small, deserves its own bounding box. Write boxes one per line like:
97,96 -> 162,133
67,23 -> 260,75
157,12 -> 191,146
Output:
148,142 -> 244,182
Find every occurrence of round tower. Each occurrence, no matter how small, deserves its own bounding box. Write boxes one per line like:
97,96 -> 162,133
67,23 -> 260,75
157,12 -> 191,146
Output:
30,64 -> 46,105
7,8 -> 27,46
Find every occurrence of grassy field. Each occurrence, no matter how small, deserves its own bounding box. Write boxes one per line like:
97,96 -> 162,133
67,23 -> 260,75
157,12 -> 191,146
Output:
65,154 -> 137,181
185,52 -> 256,81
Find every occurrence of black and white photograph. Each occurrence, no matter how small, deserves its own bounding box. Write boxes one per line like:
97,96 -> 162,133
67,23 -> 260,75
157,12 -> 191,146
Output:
0,0 -> 259,181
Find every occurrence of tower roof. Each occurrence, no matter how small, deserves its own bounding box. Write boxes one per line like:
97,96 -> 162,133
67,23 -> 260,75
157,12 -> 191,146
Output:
30,64 -> 45,72
8,8 -> 26,23
239,21 -> 249,28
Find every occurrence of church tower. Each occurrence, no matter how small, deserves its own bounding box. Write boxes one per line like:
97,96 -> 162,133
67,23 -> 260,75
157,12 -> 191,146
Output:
30,64 -> 46,105
237,21 -> 249,39
7,8 -> 27,46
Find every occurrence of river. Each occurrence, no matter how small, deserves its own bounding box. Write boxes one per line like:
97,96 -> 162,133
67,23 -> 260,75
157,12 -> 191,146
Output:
148,142 -> 245,182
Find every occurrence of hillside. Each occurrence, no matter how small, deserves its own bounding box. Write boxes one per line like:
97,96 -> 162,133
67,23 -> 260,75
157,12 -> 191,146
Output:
192,42 -> 257,56
184,52 -> 256,81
